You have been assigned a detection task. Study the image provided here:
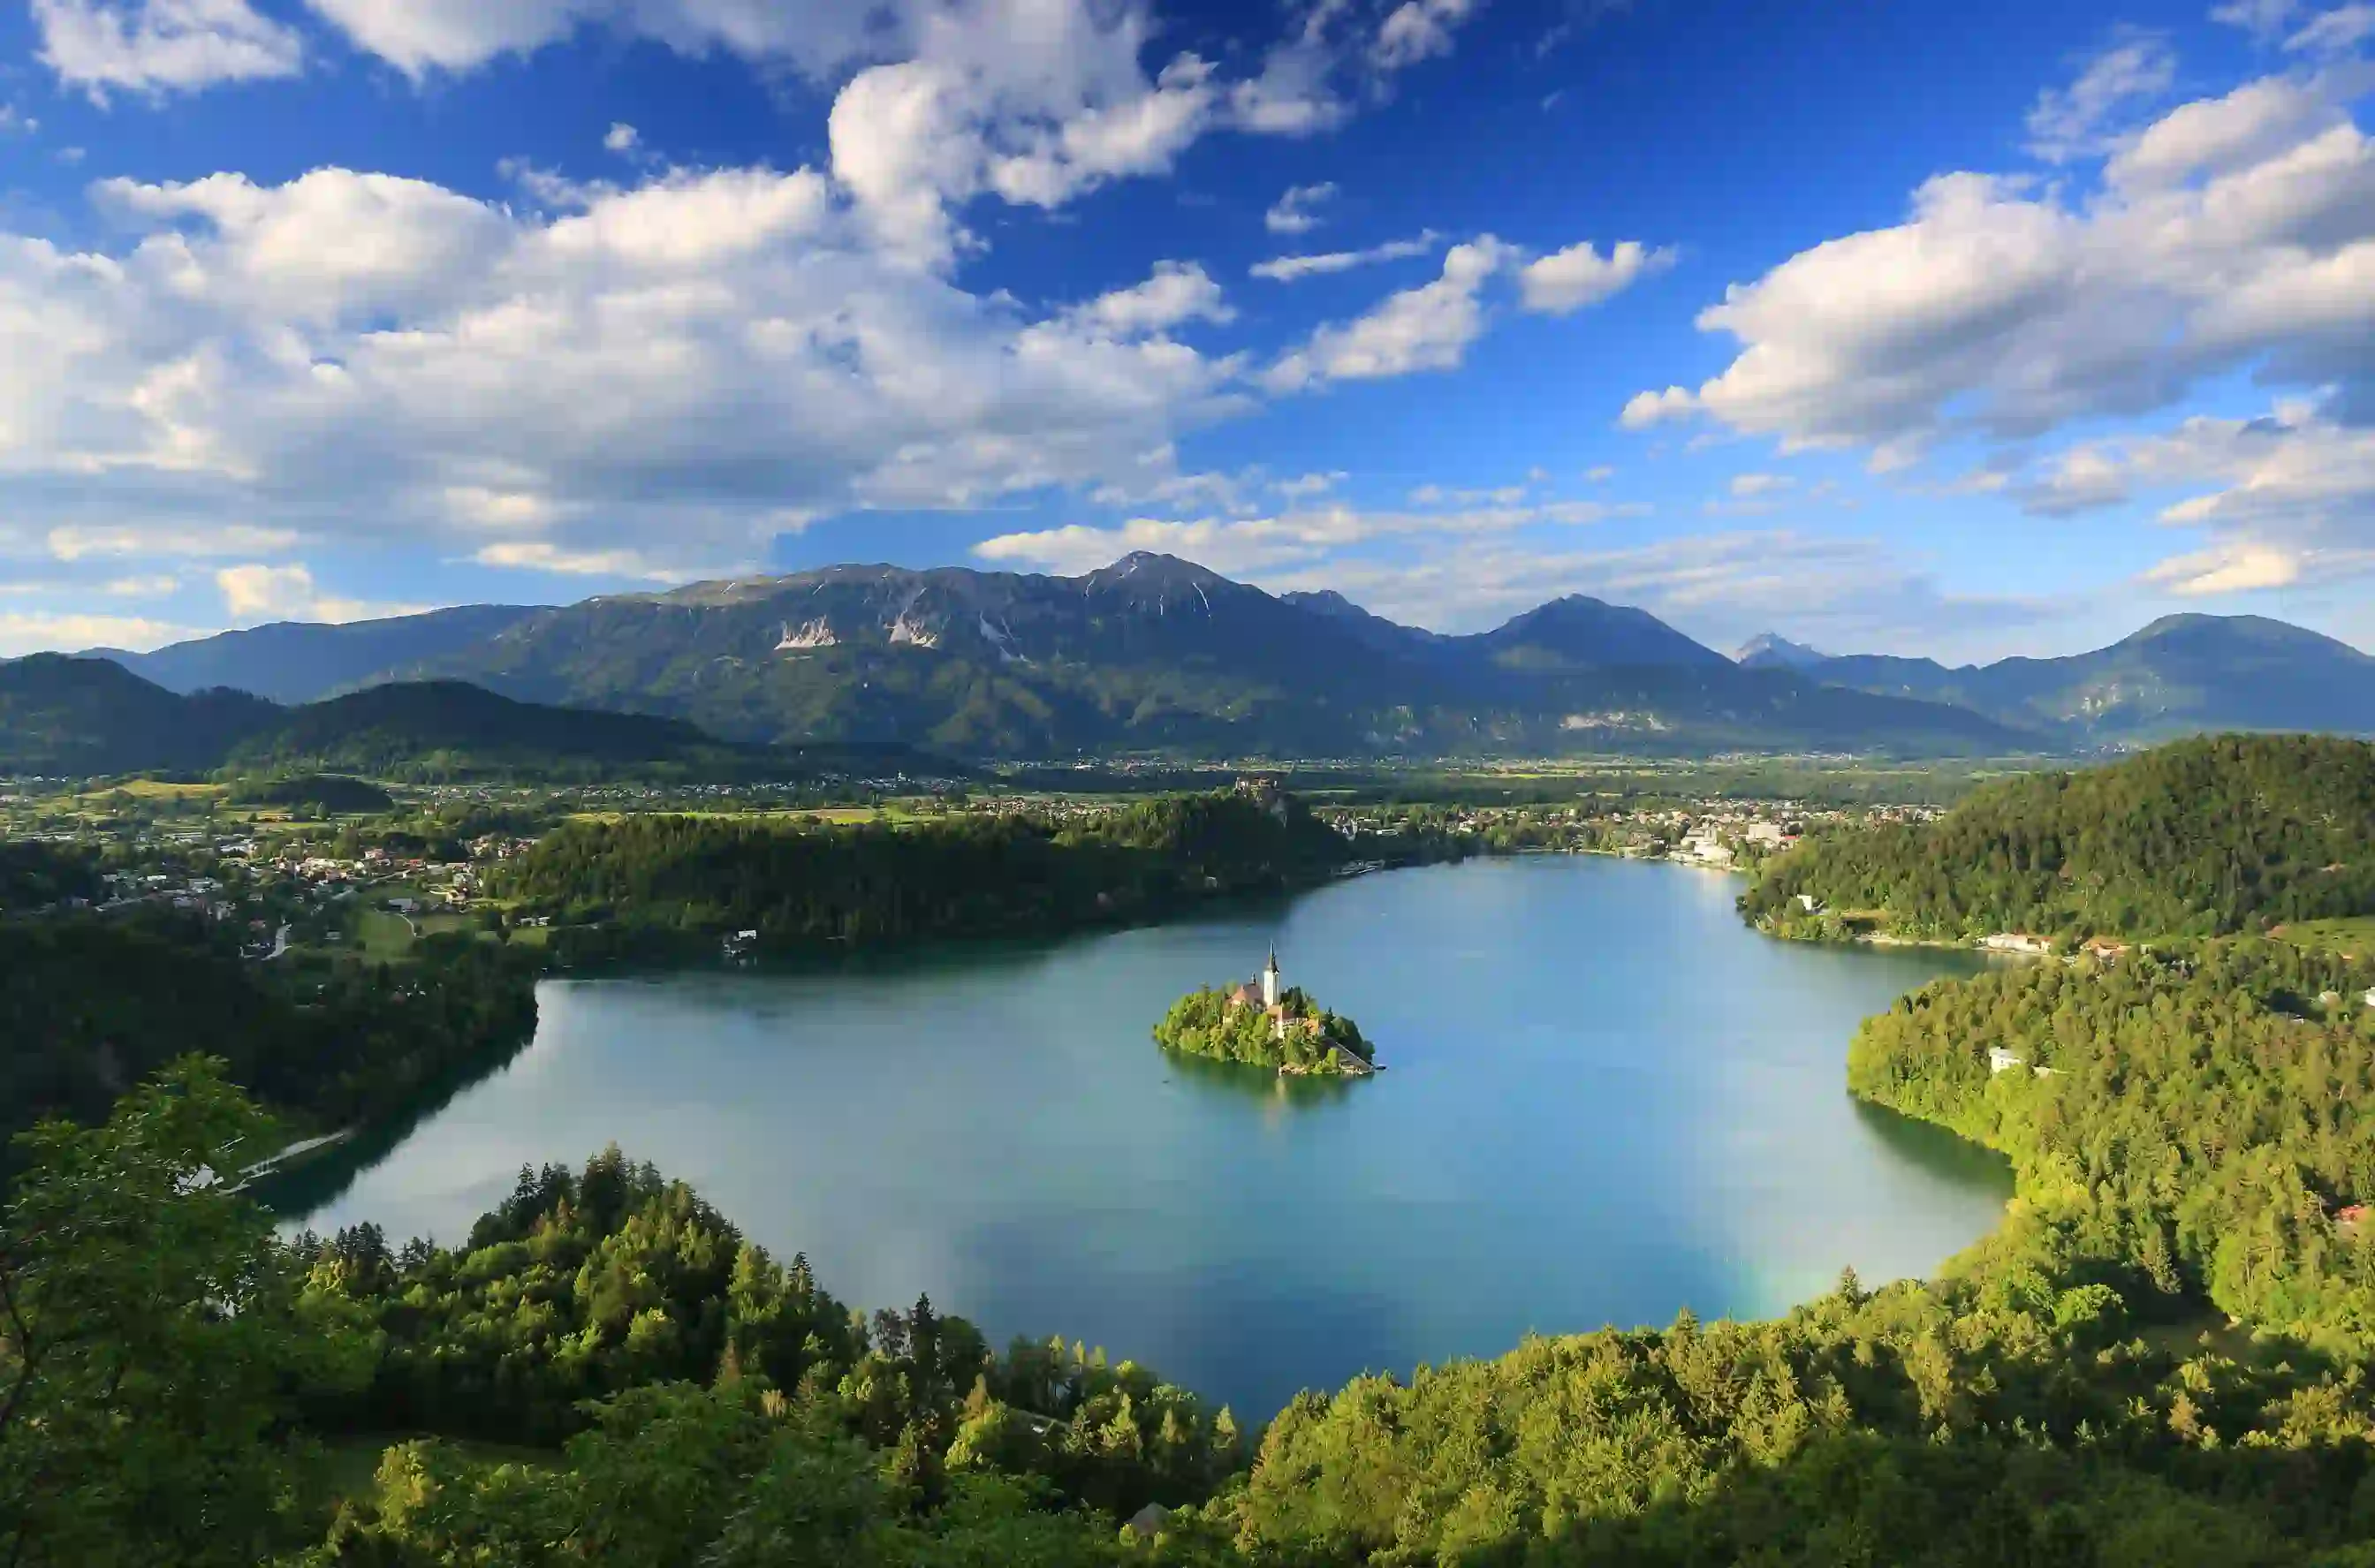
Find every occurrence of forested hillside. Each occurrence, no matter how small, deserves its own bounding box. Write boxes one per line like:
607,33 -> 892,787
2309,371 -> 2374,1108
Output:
1741,734 -> 2375,941
0,917 -> 536,1171
500,791 -> 1362,952
1848,940 -> 2375,1338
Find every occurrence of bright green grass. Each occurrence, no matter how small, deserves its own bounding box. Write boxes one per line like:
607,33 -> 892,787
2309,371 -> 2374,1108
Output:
2278,916 -> 2375,958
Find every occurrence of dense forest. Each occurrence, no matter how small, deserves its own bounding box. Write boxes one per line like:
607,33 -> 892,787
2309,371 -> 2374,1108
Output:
1740,734 -> 2375,942
0,915 -> 537,1172
501,791 -> 1360,954
1152,985 -> 1374,1074
1848,938 -> 2375,1342
0,840 -> 102,913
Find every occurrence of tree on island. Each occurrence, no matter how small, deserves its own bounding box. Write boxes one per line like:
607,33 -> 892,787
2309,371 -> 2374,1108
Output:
1153,951 -> 1374,1075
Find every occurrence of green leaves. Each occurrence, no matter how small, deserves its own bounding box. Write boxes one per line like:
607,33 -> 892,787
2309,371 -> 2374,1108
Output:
2,1058 -> 366,1567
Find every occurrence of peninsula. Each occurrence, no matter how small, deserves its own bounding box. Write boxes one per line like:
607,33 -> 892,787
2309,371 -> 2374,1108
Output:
1153,948 -> 1377,1076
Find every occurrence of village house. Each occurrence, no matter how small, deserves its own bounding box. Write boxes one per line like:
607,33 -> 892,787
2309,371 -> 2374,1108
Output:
1987,1047 -> 2025,1074
1983,933 -> 2055,956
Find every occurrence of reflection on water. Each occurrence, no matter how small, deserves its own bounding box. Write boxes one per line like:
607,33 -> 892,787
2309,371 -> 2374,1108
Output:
288,857 -> 2013,1420
1849,1098 -> 2013,1190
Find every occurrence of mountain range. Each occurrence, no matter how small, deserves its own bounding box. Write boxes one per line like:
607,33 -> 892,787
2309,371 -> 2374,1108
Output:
1741,614 -> 2375,744
27,553 -> 2372,763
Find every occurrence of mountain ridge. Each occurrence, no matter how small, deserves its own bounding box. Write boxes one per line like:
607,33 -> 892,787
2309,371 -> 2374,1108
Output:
1792,613 -> 2375,743
65,554 -> 2374,758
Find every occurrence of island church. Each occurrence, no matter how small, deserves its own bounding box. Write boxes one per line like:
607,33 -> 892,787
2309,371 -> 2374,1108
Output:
1225,948 -> 1310,1042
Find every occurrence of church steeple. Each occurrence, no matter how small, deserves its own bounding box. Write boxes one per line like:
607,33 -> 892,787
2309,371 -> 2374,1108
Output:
1262,945 -> 1282,1009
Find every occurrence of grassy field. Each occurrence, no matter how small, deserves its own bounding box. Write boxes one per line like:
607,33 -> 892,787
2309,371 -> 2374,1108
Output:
352,905 -> 418,960
2277,916 -> 2375,958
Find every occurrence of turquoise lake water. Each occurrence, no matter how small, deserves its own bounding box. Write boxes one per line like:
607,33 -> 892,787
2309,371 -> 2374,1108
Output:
290,855 -> 2010,1420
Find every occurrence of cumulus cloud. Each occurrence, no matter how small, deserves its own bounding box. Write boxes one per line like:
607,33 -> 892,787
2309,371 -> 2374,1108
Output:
1262,239 -> 1513,392
0,163 -> 1250,577
1067,260 -> 1234,336
34,0 -> 305,100
1264,181 -> 1337,235
2021,402 -> 2375,593
216,562 -> 406,624
1251,231 -> 1439,281
1728,473 -> 1792,498
603,121 -> 640,153
0,105 -> 38,134
1619,385 -> 1696,429
1627,68 -> 2375,464
1518,239 -> 1675,314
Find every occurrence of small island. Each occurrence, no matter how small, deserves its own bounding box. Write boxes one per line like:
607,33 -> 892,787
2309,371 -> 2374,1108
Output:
1153,948 -> 1377,1076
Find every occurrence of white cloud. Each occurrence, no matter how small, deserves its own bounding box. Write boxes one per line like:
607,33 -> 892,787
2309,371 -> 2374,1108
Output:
473,541 -> 694,579
2025,31 -> 2176,163
34,0 -> 304,100
1272,471 -> 1345,498
102,573 -> 179,597
2021,402 -> 2375,594
1068,260 -> 1234,336
603,121 -> 640,153
2288,4 -> 2375,52
1631,70 -> 2375,460
2143,541 -> 2303,594
48,524 -> 300,561
1371,0 -> 1480,71
0,105 -> 38,134
1263,237 -> 1513,392
1256,529 -> 2053,649
0,163 -> 1250,574
1518,239 -> 1674,314
1584,465 -> 1615,481
1264,180 -> 1338,235
2215,0 -> 2301,40
974,491 -> 1635,579
1251,231 -> 1438,281
1620,385 -> 1696,429
216,562 -> 404,624
0,610 -> 202,657
1728,473 -> 1793,498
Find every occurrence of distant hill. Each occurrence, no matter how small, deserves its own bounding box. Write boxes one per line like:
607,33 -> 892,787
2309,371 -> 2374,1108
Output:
0,659 -> 948,782
88,604 -> 539,704
1800,614 -> 2375,743
224,679 -> 741,780
1740,732 -> 2375,941
381,553 -> 2023,757
1735,633 -> 1829,670
0,655 -> 279,774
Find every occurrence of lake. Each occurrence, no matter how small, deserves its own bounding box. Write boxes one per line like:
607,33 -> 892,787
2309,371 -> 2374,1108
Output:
286,855 -> 2010,1421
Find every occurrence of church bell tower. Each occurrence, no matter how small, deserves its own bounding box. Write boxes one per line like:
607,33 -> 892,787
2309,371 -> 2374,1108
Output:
1262,946 -> 1282,1009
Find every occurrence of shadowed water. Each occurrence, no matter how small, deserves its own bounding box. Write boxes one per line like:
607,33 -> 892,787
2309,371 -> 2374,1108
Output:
286,856 -> 2009,1420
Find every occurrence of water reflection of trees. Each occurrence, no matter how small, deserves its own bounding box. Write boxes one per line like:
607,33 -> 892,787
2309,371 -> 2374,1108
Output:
1162,1047 -> 1360,1112
1848,1097 -> 2014,1195
254,1041 -> 535,1220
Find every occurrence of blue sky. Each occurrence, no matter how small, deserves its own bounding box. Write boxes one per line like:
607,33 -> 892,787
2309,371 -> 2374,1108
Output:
1,0 -> 2371,663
